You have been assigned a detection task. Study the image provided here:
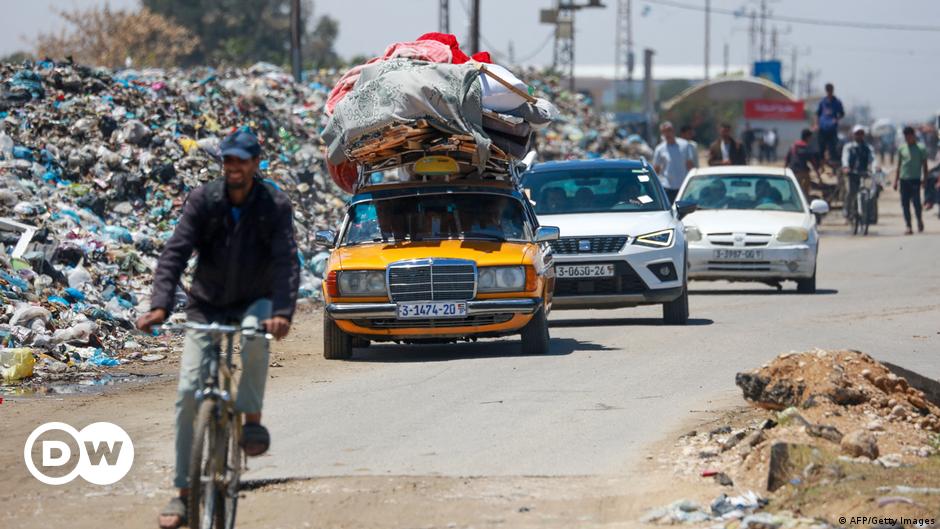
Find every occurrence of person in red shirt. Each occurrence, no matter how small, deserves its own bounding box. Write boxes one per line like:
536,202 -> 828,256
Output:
785,128 -> 822,198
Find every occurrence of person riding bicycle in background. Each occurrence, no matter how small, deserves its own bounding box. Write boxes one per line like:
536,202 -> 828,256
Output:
135,129 -> 301,529
816,83 -> 845,166
841,125 -> 878,221
894,125 -> 928,234
786,128 -> 822,198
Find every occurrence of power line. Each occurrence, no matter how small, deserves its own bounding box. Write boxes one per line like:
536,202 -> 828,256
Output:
642,0 -> 940,32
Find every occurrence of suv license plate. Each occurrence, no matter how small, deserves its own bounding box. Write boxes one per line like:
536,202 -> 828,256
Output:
397,301 -> 468,319
556,264 -> 616,278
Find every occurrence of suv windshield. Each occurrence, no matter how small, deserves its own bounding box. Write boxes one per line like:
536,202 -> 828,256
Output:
522,167 -> 667,215
343,194 -> 529,245
679,174 -> 805,212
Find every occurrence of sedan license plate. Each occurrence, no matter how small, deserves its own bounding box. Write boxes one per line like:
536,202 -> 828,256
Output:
556,264 -> 616,278
397,301 -> 468,319
713,249 -> 764,260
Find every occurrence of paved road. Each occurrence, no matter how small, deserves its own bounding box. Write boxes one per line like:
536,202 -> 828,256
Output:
250,195 -> 940,481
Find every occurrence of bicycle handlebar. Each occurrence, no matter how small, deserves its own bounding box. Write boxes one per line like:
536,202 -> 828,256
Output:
157,322 -> 272,339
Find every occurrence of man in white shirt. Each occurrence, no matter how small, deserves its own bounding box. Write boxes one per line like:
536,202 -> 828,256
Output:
653,121 -> 695,203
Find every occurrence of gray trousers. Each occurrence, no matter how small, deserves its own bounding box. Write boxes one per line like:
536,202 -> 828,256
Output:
173,299 -> 271,489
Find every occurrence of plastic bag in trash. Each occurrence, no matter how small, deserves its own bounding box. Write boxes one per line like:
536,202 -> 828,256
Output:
1,348 -> 36,382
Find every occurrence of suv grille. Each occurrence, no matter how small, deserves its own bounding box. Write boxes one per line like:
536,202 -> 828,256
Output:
387,259 -> 476,302
553,261 -> 647,296
549,236 -> 628,255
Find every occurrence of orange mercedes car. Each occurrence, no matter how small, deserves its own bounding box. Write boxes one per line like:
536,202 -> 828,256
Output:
315,179 -> 558,359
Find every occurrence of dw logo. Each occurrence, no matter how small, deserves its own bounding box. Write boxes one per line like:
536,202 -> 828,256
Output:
23,422 -> 134,485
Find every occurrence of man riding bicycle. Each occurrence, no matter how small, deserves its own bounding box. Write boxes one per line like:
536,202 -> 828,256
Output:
136,129 -> 300,529
841,125 -> 878,221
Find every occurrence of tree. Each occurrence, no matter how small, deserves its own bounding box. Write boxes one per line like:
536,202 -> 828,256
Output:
304,15 -> 341,69
144,0 -> 324,67
35,6 -> 198,69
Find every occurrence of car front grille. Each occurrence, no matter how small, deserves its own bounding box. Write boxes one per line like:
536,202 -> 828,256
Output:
354,313 -> 513,329
706,261 -> 772,272
387,259 -> 476,302
549,236 -> 628,255
707,232 -> 773,247
553,261 -> 647,296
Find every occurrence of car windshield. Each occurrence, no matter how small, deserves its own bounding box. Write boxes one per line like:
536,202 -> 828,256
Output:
679,174 -> 805,212
342,194 -> 529,245
522,167 -> 667,215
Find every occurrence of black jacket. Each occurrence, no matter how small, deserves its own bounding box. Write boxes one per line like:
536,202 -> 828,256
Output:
708,138 -> 748,166
150,177 -> 300,322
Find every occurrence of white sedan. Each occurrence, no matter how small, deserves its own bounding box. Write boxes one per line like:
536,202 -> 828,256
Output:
676,166 -> 830,293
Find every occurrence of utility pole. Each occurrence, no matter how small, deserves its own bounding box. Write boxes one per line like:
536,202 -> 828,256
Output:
758,0 -> 768,61
704,0 -> 710,80
723,42 -> 729,76
643,48 -> 655,142
439,0 -> 449,34
615,0 -> 634,101
770,26 -> 778,60
789,47 -> 797,90
290,0 -> 302,82
542,1 -> 606,93
748,10 -> 757,66
470,0 -> 481,54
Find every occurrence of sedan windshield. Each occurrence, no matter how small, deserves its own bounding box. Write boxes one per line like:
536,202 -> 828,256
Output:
343,194 -> 529,245
522,168 -> 667,215
679,174 -> 805,212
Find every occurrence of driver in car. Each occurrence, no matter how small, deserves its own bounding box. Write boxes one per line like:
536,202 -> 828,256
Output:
699,180 -> 731,209
615,180 -> 644,206
755,179 -> 783,206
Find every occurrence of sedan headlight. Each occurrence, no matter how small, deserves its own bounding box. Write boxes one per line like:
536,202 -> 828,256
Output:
337,270 -> 387,296
478,266 -> 526,292
684,226 -> 702,242
633,229 -> 675,248
776,227 -> 809,243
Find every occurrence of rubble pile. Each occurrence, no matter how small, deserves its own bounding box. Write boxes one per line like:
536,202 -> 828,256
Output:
653,350 -> 940,527
0,60 -> 347,387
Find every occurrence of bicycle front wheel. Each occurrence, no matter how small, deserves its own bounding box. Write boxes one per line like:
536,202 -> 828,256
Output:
189,399 -> 226,529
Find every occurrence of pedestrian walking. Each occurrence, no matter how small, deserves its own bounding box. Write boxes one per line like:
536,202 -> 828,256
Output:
894,126 -> 927,234
679,124 -> 699,168
764,128 -> 778,162
786,128 -> 822,198
816,83 -> 845,166
708,123 -> 747,166
652,121 -> 695,203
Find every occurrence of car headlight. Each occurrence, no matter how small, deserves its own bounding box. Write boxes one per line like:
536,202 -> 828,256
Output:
684,226 -> 702,242
337,270 -> 387,296
633,229 -> 675,248
478,266 -> 526,292
776,227 -> 809,243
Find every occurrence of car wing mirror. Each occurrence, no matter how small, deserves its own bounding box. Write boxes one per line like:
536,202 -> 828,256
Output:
674,200 -> 697,221
315,230 -> 336,248
535,226 -> 560,242
809,199 -> 830,215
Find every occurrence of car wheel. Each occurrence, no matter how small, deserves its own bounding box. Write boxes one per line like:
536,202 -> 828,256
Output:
662,282 -> 689,325
323,313 -> 353,360
796,271 -> 817,294
520,308 -> 550,355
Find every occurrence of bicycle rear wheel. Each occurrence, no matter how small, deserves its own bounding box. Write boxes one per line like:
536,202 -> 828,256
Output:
222,413 -> 242,529
189,399 -> 226,529
860,192 -> 871,236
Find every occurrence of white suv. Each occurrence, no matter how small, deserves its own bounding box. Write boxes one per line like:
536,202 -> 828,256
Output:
522,159 -> 695,324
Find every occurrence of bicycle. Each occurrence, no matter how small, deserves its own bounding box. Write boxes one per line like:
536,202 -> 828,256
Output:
849,171 -> 880,236
162,322 -> 270,529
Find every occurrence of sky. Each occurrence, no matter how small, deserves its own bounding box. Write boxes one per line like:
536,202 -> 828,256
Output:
3,0 -> 939,122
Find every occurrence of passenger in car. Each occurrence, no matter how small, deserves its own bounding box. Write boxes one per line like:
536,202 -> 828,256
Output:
574,188 -> 596,210
540,188 -> 567,214
755,179 -> 783,205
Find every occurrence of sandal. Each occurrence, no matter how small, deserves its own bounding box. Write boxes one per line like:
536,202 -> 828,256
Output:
241,422 -> 270,456
157,496 -> 187,529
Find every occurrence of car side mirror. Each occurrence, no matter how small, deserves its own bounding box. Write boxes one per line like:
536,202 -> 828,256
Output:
809,199 -> 830,215
535,226 -> 560,242
674,200 -> 697,221
315,230 -> 336,248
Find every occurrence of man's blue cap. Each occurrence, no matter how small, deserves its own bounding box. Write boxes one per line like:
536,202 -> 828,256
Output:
220,129 -> 261,160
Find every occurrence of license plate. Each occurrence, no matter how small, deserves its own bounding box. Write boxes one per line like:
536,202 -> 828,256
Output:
397,301 -> 468,319
713,249 -> 765,260
556,264 -> 616,278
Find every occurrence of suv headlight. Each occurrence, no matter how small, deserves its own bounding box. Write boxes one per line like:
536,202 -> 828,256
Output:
633,229 -> 675,248
776,227 -> 808,243
684,226 -> 702,242
337,270 -> 387,296
478,266 -> 526,292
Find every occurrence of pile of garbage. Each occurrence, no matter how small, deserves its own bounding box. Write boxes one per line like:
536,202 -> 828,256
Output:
0,59 -> 346,386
